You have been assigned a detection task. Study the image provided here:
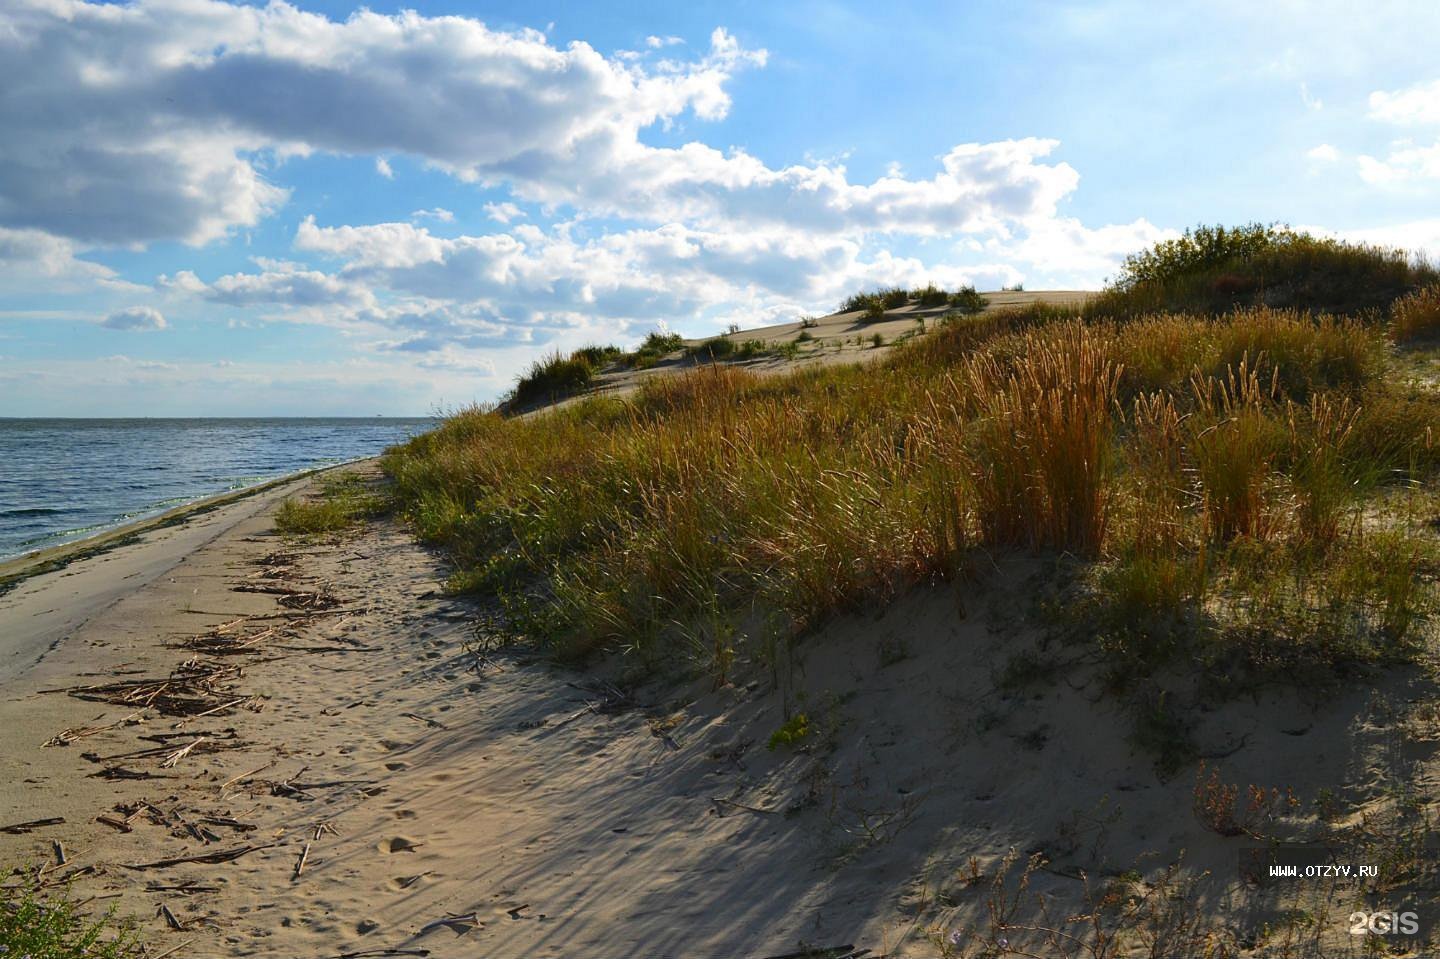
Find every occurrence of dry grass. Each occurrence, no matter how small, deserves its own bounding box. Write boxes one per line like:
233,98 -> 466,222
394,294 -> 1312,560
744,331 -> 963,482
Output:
1391,283 -> 1440,343
385,305 -> 1439,690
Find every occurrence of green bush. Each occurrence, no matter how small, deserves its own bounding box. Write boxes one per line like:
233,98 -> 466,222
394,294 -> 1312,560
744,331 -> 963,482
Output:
911,283 -> 949,307
688,336 -> 737,361
1094,224 -> 1436,318
509,351 -> 595,408
1,878 -> 144,959
949,285 -> 988,314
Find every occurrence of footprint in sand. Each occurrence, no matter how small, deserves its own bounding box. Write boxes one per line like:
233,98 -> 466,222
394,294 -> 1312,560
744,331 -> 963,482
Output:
385,760 -> 410,771
379,836 -> 423,854
393,809 -> 417,819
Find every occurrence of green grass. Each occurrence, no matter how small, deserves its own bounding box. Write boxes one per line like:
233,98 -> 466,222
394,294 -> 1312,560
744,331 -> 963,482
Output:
508,350 -> 597,409
274,472 -> 389,535
1,878 -> 144,959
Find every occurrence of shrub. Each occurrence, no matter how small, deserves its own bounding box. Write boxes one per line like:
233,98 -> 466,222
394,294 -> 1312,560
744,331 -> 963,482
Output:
1095,223 -> 1436,318
948,285 -> 988,314
1,878 -> 144,959
572,344 -> 624,367
880,287 -> 910,309
1391,283 -> 1440,342
509,350 -> 595,408
911,283 -> 949,307
688,336 -> 736,361
839,291 -> 880,313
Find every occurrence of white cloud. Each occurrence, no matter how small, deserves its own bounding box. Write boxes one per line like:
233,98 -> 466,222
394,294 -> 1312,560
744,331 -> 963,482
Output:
1306,143 -> 1340,162
375,157 -> 394,179
0,2 -> 764,246
1358,142 -> 1440,184
410,207 -> 454,222
102,306 -> 166,331
1369,79 -> 1440,126
645,35 -> 684,49
0,227 -> 128,291
1299,81 -> 1323,111
484,202 -> 524,224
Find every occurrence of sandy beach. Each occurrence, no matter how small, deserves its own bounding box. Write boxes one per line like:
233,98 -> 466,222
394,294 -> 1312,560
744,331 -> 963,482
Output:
5,456 -> 1432,957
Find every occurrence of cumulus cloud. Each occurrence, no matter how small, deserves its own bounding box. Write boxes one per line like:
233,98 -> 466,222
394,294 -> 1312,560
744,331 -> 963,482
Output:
0,1 -> 764,245
102,306 -> 167,331
1369,79 -> 1440,126
0,2 -> 1088,251
1307,143 -> 1340,162
375,157 -> 394,179
411,207 -> 454,222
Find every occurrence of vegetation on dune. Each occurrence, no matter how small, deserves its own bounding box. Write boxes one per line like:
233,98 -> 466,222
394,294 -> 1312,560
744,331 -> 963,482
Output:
840,283 -> 991,317
507,349 -> 598,409
274,472 -> 389,535
384,298 -> 1439,699
1391,282 -> 1440,343
1,878 -> 143,959
1091,223 -> 1437,318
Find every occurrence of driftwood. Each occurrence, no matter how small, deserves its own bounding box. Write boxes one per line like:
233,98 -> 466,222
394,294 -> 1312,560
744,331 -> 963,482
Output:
121,842 -> 274,871
43,711 -> 143,748
710,796 -> 779,816
0,816 -> 65,834
292,841 -> 311,880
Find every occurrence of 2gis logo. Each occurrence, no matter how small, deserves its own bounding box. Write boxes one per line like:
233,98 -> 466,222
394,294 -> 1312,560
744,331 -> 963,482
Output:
1348,910 -> 1421,936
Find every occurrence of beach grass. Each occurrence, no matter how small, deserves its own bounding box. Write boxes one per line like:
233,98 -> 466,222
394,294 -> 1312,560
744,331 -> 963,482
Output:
274,472 -> 388,535
385,230 -> 1440,694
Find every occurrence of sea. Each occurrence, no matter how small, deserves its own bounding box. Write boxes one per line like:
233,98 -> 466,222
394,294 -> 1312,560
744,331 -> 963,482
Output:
0,418 -> 435,561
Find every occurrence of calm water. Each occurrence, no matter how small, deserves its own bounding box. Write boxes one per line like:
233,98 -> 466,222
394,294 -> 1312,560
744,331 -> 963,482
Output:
0,418 -> 434,560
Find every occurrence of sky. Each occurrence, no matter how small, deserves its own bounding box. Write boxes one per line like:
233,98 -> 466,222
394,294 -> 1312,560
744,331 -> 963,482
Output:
2,0 -> 1440,416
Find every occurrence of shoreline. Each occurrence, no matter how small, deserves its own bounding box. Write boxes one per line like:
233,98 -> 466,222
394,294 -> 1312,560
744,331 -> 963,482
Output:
0,458 -> 375,686
0,456 -> 376,595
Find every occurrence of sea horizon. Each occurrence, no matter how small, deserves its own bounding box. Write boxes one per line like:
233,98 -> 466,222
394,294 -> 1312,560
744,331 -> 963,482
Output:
0,416 -> 434,561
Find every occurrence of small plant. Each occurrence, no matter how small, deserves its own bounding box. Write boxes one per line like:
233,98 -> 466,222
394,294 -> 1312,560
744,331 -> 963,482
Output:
869,332 -> 885,348
768,711 -> 811,750
275,472 -> 388,535
864,299 -> 886,320
796,330 -> 814,342
799,316 -> 819,329
1002,282 -> 1025,292
1,876 -> 145,958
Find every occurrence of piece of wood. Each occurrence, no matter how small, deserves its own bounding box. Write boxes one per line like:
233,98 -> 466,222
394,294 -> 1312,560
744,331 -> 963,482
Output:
0,816 -> 65,834
52,840 -> 67,867
160,903 -> 185,930
121,843 -> 274,871
710,796 -> 779,816
149,938 -> 197,959
219,759 -> 276,791
292,841 -> 311,880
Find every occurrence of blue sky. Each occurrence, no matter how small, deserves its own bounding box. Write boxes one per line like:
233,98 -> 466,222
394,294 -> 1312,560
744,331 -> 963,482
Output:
2,0 -> 1439,416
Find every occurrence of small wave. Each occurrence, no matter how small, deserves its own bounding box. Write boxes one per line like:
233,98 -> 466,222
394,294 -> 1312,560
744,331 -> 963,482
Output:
0,507 -> 72,517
